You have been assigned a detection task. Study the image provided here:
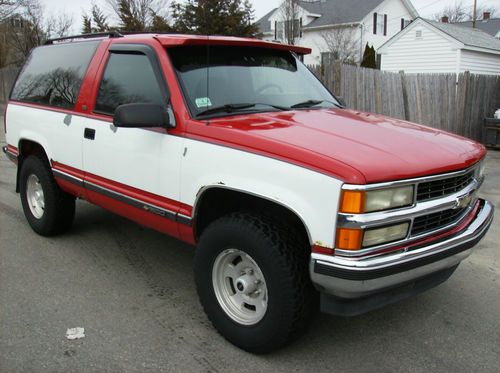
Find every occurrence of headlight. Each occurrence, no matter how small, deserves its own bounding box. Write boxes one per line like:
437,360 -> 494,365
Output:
340,185 -> 414,213
336,222 -> 410,250
362,222 -> 409,247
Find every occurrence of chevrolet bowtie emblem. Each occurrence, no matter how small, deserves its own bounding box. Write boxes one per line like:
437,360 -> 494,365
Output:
454,192 -> 473,210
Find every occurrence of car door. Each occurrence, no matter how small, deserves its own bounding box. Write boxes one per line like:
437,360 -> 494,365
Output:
82,43 -> 184,237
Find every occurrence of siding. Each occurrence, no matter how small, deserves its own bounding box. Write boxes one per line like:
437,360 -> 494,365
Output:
362,0 -> 414,50
381,23 -> 458,73
460,50 -> 500,75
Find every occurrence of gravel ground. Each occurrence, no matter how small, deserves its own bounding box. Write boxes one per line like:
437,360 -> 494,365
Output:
1,122 -> 499,372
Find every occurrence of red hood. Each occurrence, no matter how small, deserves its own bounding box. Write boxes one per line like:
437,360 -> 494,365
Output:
187,109 -> 485,184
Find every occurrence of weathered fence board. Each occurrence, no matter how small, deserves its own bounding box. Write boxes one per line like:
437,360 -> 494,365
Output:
309,62 -> 500,142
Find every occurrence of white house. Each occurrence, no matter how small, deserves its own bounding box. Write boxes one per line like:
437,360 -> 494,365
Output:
378,18 -> 500,75
256,0 -> 419,65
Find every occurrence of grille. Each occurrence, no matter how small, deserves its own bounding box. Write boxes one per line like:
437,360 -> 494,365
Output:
411,207 -> 467,236
417,171 -> 475,202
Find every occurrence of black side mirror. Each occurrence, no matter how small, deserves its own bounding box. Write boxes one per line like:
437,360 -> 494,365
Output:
114,103 -> 171,128
337,97 -> 347,108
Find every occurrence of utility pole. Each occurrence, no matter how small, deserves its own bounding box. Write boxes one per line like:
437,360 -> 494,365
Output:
472,0 -> 477,28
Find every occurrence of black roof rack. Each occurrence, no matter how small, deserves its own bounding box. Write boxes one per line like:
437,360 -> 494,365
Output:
44,31 -> 123,45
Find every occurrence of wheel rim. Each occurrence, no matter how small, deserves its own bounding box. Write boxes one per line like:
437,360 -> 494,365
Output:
212,249 -> 268,325
26,174 -> 45,219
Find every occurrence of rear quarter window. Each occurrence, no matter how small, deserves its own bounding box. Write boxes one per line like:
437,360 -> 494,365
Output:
10,41 -> 100,109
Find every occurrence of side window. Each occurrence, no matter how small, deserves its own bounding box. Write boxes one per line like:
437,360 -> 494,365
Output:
94,53 -> 163,115
10,41 -> 99,109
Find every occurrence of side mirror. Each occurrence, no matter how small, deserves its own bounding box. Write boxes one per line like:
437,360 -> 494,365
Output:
337,97 -> 347,108
113,103 -> 171,128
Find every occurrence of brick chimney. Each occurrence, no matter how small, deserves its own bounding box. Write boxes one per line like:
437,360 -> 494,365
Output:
483,12 -> 491,20
441,16 -> 449,23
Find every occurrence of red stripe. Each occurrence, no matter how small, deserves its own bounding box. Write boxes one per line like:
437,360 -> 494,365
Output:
7,144 -> 18,155
51,161 -> 85,180
51,161 -> 193,217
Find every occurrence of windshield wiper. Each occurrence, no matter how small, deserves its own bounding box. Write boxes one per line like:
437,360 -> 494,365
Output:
290,99 -> 339,109
197,103 -> 288,117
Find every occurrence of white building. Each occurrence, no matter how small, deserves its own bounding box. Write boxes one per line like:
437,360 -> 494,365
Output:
379,18 -> 500,75
256,0 -> 419,65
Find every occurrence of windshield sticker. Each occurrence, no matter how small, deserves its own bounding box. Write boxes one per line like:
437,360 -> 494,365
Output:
195,97 -> 212,108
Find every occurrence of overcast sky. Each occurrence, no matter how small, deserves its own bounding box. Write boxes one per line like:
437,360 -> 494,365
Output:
41,0 -> 500,33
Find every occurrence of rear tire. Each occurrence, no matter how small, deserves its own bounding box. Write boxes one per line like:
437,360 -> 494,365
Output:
194,212 -> 316,353
19,155 -> 75,236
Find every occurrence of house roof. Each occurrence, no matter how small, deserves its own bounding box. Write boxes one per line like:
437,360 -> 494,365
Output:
256,0 -> 388,33
299,0 -> 385,28
379,18 -> 500,54
427,19 -> 500,52
453,18 -> 500,37
256,7 -> 277,33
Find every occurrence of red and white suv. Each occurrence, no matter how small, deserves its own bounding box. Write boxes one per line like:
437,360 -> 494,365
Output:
3,32 -> 494,353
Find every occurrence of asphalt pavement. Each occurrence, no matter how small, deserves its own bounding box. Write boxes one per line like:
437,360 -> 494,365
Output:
1,122 -> 499,372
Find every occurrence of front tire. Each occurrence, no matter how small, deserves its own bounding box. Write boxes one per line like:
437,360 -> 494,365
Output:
194,212 -> 316,353
19,155 -> 75,236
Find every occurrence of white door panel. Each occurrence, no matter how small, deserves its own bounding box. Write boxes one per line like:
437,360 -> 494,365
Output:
82,120 -> 183,202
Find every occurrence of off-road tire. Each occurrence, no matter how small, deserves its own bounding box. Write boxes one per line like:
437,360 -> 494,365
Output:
19,155 -> 75,236
194,212 -> 317,353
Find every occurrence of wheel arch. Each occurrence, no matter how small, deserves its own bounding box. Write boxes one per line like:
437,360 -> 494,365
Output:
16,138 -> 50,192
192,185 -> 313,245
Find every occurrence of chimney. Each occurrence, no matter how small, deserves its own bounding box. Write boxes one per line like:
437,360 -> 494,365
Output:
441,16 -> 449,23
483,12 -> 491,20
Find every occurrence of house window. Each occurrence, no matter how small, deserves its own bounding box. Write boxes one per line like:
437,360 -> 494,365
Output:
11,18 -> 23,28
373,13 -> 387,36
401,18 -> 411,30
276,19 -> 301,41
321,52 -> 335,65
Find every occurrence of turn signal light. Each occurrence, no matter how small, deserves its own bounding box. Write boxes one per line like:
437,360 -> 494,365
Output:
336,228 -> 363,250
340,190 -> 365,213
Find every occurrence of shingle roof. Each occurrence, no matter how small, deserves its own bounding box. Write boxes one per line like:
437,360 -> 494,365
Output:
299,0 -> 385,28
256,0 -> 385,34
256,7 -> 277,33
454,18 -> 500,37
426,19 -> 500,52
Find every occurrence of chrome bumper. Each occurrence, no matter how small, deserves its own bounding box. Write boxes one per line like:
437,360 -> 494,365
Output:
310,199 -> 494,300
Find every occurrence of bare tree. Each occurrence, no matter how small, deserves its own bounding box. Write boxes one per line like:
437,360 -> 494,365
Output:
320,26 -> 358,65
276,0 -> 301,45
433,1 -> 498,23
5,0 -> 73,65
46,12 -> 73,39
0,0 -> 23,23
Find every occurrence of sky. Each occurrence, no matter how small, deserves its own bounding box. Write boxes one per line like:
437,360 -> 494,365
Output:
41,0 -> 500,33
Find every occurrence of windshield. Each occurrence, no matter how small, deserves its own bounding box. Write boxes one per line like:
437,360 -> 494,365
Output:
168,45 -> 339,118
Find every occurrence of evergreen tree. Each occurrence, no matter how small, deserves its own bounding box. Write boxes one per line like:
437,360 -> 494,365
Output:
150,10 -> 171,32
171,0 -> 259,37
91,4 -> 109,32
360,43 -> 376,69
82,14 -> 92,34
118,0 -> 144,31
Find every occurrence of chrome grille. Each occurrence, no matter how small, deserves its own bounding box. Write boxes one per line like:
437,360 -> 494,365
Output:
416,171 -> 475,202
411,207 -> 467,236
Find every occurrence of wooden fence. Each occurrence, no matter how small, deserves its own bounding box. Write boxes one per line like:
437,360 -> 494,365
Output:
309,63 -> 500,141
0,66 -> 19,103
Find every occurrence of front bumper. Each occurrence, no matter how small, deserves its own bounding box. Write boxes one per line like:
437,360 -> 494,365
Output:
310,199 -> 494,315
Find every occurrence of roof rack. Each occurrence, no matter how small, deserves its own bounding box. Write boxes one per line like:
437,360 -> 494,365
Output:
44,31 -> 123,45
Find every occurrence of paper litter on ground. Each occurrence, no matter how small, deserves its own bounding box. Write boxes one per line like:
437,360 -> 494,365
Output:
66,327 -> 85,340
